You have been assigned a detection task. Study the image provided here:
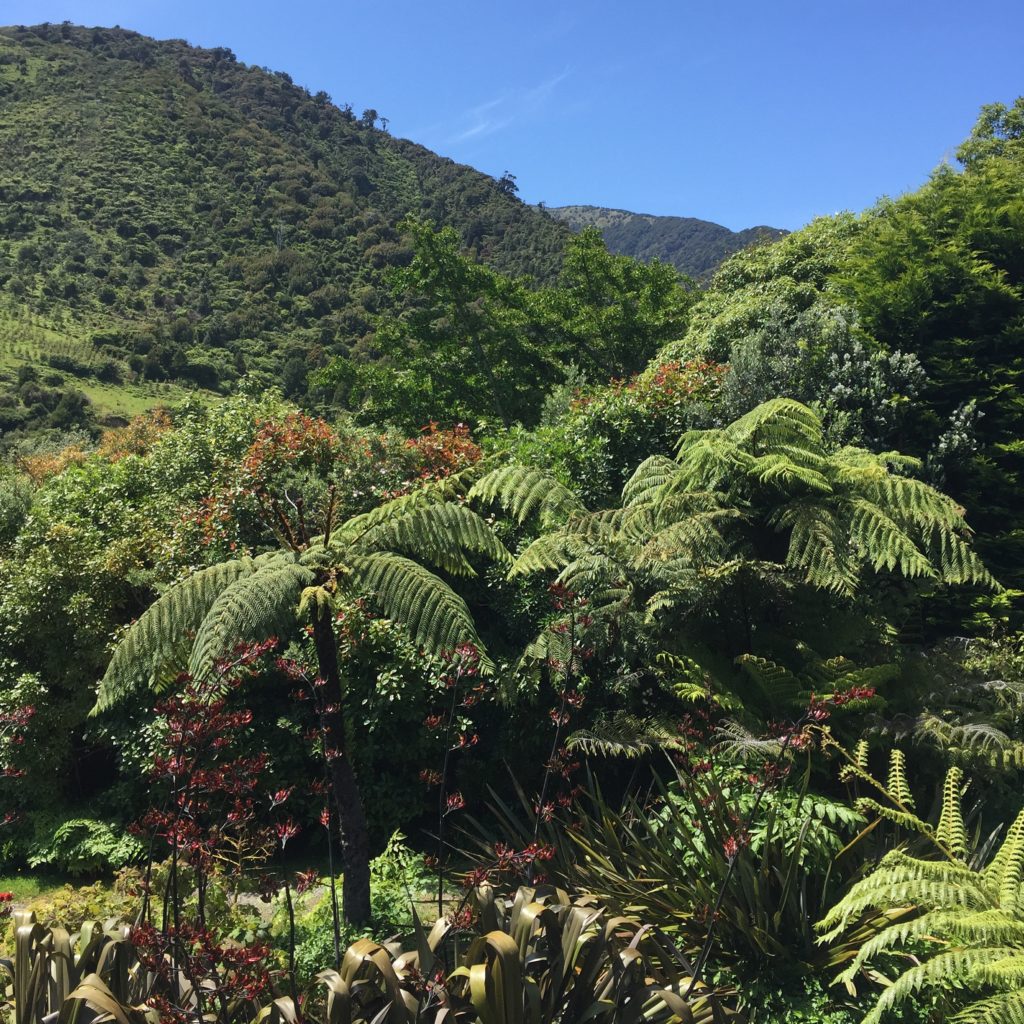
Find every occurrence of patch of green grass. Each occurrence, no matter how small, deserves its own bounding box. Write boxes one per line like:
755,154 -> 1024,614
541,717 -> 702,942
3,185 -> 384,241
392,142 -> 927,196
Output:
0,870 -> 67,901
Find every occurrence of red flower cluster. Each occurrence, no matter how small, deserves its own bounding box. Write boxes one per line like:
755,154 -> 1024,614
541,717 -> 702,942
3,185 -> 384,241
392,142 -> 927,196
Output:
464,841 -> 558,887
721,832 -> 751,861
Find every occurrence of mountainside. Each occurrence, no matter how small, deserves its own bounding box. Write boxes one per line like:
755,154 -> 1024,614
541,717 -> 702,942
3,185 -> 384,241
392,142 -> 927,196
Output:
0,23 -> 569,424
548,205 -> 786,279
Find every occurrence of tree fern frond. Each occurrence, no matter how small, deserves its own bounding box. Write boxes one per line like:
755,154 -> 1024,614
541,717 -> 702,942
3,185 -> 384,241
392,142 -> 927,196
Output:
621,455 -> 680,508
723,397 -> 824,450
936,766 -> 969,861
93,556 -> 271,712
843,496 -> 935,580
634,511 -> 730,571
735,654 -> 806,707
353,501 -> 510,576
773,503 -> 858,595
972,955 -> 1024,990
713,718 -> 790,762
917,716 -> 1024,770
886,749 -> 915,809
749,451 -> 832,493
952,989 -> 1024,1024
469,464 -> 582,525
187,558 -> 314,681
510,534 -> 585,577
348,553 -> 488,667
861,949 -> 1018,1024
567,713 -> 687,759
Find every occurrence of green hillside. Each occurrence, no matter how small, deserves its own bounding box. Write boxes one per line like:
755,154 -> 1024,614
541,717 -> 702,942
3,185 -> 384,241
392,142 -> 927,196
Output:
0,23 -> 569,428
548,204 -> 786,278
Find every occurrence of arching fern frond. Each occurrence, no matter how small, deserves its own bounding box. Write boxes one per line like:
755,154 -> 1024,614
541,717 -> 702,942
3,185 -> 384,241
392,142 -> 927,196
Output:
94,555 -> 272,712
187,557 -> 314,681
352,500 -> 510,576
469,464 -> 582,525
567,713 -> 687,759
347,553 -> 489,668
621,455 -> 681,507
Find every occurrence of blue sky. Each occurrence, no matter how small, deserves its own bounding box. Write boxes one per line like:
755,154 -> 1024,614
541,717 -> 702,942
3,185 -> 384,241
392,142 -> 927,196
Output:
3,1 -> 1022,230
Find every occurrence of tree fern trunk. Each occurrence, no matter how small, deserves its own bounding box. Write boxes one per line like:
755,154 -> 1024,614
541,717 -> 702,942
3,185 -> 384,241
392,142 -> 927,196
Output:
313,609 -> 372,925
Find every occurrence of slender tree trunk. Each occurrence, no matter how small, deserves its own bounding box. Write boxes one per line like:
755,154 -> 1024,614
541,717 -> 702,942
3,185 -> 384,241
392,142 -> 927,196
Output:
313,609 -> 372,925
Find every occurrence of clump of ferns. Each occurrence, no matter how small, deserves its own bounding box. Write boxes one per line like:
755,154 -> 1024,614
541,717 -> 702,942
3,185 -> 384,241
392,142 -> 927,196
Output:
818,739 -> 1024,1024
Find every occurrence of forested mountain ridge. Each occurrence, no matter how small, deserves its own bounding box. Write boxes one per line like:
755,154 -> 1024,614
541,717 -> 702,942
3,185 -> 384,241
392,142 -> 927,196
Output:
0,23 -> 569,416
548,204 -> 786,278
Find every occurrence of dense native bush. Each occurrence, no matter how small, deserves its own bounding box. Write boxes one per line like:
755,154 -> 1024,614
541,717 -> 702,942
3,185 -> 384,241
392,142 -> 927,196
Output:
502,357 -> 726,506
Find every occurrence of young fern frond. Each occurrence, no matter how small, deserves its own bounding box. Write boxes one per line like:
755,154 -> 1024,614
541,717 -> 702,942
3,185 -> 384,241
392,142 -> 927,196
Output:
820,771 -> 1024,1024
886,749 -> 915,809
853,799 -> 932,836
935,766 -> 969,861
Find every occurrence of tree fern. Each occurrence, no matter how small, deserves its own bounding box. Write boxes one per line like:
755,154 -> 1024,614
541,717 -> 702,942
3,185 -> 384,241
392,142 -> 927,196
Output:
475,399 -> 995,694
95,490 -> 506,712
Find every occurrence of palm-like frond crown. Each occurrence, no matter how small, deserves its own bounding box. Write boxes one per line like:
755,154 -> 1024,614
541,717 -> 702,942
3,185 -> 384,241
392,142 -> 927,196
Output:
95,483 -> 508,711
471,400 -> 994,658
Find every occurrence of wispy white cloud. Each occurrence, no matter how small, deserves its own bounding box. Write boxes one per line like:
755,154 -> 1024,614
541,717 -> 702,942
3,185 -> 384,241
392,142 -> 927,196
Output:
444,69 -> 572,146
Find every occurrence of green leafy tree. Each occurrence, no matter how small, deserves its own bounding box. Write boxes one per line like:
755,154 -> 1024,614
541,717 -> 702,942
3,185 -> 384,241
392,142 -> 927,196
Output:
956,96 -> 1024,167
537,227 -> 697,377
357,217 -> 556,427
94,477 -> 508,924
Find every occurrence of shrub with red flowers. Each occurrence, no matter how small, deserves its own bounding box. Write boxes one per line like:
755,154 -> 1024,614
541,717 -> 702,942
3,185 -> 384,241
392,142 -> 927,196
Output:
129,640 -> 336,1021
416,643 -> 487,911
